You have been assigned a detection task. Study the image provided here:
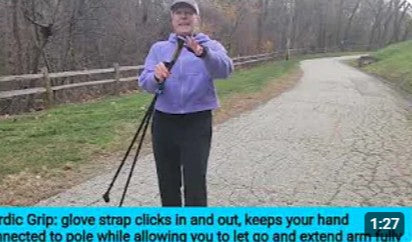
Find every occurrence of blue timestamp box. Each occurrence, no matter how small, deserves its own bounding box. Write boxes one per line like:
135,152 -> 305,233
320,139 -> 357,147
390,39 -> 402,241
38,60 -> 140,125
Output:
365,212 -> 405,239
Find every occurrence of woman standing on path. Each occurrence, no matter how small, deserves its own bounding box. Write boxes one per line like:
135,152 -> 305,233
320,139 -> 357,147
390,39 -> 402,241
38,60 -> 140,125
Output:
138,0 -> 233,206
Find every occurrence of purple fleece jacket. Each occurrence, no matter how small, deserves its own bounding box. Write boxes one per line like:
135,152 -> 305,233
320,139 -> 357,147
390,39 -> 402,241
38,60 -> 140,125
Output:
138,33 -> 233,114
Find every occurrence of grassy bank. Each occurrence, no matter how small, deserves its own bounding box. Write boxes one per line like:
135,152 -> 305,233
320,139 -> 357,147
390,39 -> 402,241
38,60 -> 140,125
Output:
0,60 -> 299,184
361,41 -> 412,94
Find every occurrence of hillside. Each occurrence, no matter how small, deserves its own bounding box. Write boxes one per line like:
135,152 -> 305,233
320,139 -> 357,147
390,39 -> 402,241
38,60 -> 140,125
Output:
363,41 -> 412,94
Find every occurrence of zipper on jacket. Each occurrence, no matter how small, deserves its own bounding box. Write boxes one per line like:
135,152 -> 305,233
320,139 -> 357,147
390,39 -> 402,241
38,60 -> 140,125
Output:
180,55 -> 184,113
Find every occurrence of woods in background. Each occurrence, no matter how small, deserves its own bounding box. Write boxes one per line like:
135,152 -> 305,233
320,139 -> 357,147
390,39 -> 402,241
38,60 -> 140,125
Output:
1,0 -> 411,76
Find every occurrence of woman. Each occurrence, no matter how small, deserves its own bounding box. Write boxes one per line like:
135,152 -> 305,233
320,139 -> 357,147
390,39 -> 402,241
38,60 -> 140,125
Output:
138,0 -> 233,206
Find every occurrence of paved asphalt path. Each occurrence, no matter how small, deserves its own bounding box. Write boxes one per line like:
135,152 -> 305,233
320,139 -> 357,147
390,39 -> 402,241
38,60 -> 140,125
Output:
38,56 -> 412,206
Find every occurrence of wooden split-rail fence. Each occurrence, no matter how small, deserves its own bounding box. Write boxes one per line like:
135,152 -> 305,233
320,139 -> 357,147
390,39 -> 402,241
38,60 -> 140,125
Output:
0,46 -> 367,115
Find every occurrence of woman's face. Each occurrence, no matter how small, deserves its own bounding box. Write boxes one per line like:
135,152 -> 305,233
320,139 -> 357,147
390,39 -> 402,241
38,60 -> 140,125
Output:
171,6 -> 198,36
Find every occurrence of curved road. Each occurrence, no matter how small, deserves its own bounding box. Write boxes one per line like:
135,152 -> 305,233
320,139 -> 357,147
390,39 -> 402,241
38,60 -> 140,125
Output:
39,56 -> 412,206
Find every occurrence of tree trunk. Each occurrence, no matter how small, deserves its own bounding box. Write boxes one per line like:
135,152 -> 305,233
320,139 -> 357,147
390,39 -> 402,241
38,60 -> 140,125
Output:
343,0 -> 362,45
381,0 -> 395,46
12,0 -> 23,74
257,0 -> 269,52
368,0 -> 384,49
290,0 -> 300,49
401,19 -> 412,41
391,1 -> 409,43
335,0 -> 344,48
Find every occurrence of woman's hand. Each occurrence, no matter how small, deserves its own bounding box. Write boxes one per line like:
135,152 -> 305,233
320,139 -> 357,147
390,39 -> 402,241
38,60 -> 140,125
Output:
154,62 -> 170,83
186,36 -> 204,57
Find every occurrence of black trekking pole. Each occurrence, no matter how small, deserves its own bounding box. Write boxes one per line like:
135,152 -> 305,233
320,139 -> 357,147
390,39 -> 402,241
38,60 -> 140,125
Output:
102,96 -> 156,204
102,38 -> 185,206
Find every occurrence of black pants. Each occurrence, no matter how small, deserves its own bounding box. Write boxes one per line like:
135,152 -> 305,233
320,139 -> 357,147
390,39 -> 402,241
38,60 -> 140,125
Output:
151,110 -> 212,207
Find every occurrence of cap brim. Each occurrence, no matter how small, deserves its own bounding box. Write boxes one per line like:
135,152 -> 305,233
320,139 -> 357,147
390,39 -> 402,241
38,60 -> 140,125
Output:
171,2 -> 198,14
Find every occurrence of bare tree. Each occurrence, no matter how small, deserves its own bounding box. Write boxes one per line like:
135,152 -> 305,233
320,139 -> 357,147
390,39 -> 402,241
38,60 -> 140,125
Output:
343,0 -> 362,47
12,0 -> 23,74
367,0 -> 385,49
256,0 -> 270,52
391,1 -> 410,43
20,0 -> 63,73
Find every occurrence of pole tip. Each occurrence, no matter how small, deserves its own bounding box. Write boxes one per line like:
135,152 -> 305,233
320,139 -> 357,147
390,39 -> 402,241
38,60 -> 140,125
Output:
102,193 -> 110,203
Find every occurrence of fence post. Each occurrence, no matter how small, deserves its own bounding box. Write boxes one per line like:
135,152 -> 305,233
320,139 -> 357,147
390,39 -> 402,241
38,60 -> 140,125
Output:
41,67 -> 54,107
114,63 -> 120,95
